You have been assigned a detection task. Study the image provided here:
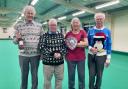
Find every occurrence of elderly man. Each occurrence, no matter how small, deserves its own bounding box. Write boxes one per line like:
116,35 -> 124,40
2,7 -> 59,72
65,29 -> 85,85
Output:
87,13 -> 112,89
39,18 -> 66,89
13,5 -> 43,89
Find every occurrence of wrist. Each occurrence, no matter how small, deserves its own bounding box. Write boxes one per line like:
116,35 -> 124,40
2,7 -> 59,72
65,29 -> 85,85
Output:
107,54 -> 111,60
89,46 -> 92,50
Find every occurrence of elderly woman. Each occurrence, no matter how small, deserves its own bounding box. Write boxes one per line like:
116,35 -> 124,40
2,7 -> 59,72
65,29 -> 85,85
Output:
13,5 -> 43,89
65,17 -> 88,89
87,13 -> 112,89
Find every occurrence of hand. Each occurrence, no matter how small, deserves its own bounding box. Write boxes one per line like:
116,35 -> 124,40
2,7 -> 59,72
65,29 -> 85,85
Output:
77,39 -> 88,47
90,47 -> 98,54
104,59 -> 110,68
54,53 -> 61,59
77,41 -> 83,45
16,32 -> 21,39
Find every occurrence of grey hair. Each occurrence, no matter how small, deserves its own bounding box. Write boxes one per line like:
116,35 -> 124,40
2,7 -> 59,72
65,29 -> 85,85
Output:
94,12 -> 105,20
48,18 -> 57,25
71,17 -> 81,25
23,5 -> 36,16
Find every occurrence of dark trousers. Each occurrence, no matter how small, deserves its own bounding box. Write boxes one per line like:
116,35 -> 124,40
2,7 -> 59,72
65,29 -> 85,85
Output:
88,54 -> 106,89
19,55 -> 40,89
67,60 -> 85,89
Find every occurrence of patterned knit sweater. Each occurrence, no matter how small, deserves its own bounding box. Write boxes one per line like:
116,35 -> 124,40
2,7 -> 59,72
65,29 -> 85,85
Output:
88,26 -> 112,59
13,20 -> 43,57
39,31 -> 67,65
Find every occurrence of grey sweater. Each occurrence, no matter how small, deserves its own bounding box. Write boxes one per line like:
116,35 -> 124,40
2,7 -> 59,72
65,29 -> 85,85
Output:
13,20 -> 43,57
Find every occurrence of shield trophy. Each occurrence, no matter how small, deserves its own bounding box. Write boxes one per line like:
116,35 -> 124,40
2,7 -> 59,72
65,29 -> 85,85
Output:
66,36 -> 77,50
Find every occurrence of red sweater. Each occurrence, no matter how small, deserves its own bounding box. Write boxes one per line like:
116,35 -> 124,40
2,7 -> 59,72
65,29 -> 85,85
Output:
65,29 -> 87,61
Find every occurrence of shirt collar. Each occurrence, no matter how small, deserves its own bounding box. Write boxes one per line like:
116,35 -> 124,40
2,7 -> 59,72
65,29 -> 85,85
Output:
48,30 -> 58,34
24,20 -> 36,25
94,26 -> 105,30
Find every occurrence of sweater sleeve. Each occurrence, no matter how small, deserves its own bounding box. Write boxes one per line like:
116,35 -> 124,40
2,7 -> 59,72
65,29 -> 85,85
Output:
59,34 -> 67,56
39,34 -> 51,57
106,30 -> 112,59
12,24 -> 19,44
87,29 -> 93,50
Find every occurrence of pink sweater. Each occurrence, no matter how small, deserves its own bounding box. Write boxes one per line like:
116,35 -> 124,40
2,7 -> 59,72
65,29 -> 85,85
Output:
65,29 -> 87,61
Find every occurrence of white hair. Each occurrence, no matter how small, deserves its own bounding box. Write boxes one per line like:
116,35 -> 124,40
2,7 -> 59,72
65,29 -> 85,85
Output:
48,18 -> 57,25
71,17 -> 81,25
94,12 -> 105,20
23,5 -> 36,16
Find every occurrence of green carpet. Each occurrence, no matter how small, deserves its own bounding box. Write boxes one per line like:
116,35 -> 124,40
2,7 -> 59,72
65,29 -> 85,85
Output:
0,40 -> 128,89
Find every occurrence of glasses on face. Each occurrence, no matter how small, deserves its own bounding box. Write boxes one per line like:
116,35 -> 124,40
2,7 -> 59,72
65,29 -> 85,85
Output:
26,11 -> 34,16
49,24 -> 57,26
96,18 -> 104,21
72,21 -> 80,26
27,13 -> 33,15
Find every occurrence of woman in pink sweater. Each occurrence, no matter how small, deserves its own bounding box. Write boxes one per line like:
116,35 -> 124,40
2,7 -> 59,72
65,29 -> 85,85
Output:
65,17 -> 88,89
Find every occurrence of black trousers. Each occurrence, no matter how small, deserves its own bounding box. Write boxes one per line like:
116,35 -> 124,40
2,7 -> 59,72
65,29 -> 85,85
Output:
67,60 -> 85,89
88,54 -> 106,89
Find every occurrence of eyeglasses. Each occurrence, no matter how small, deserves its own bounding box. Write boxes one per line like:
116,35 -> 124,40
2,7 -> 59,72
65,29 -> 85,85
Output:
49,24 -> 57,26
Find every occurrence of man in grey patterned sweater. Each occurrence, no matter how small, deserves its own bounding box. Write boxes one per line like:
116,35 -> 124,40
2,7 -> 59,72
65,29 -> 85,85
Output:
13,5 -> 43,89
39,18 -> 67,89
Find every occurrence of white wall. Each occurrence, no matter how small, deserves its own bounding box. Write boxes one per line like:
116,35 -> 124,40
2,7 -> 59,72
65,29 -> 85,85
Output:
111,10 -> 128,52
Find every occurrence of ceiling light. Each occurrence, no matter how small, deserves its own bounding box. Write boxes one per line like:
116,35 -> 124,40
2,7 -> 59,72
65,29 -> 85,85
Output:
21,13 -> 24,17
42,22 -> 47,25
95,0 -> 120,9
18,17 -> 22,20
31,0 -> 39,6
58,16 -> 67,21
72,11 -> 85,16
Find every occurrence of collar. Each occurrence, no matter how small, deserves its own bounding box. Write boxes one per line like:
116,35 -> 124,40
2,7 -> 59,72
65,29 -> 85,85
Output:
24,20 -> 36,25
94,26 -> 105,30
48,31 -> 58,34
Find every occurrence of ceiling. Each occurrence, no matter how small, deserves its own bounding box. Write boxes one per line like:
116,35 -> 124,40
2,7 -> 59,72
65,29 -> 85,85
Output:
0,0 -> 128,27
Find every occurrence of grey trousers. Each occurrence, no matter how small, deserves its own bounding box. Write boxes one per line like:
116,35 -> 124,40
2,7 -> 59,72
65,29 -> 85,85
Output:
19,55 -> 40,89
43,64 -> 64,89
67,60 -> 85,89
88,54 -> 106,89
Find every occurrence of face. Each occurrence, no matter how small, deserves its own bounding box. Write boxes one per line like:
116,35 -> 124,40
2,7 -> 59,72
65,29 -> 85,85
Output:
25,10 -> 34,21
49,22 -> 57,32
72,20 -> 80,31
95,17 -> 104,26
